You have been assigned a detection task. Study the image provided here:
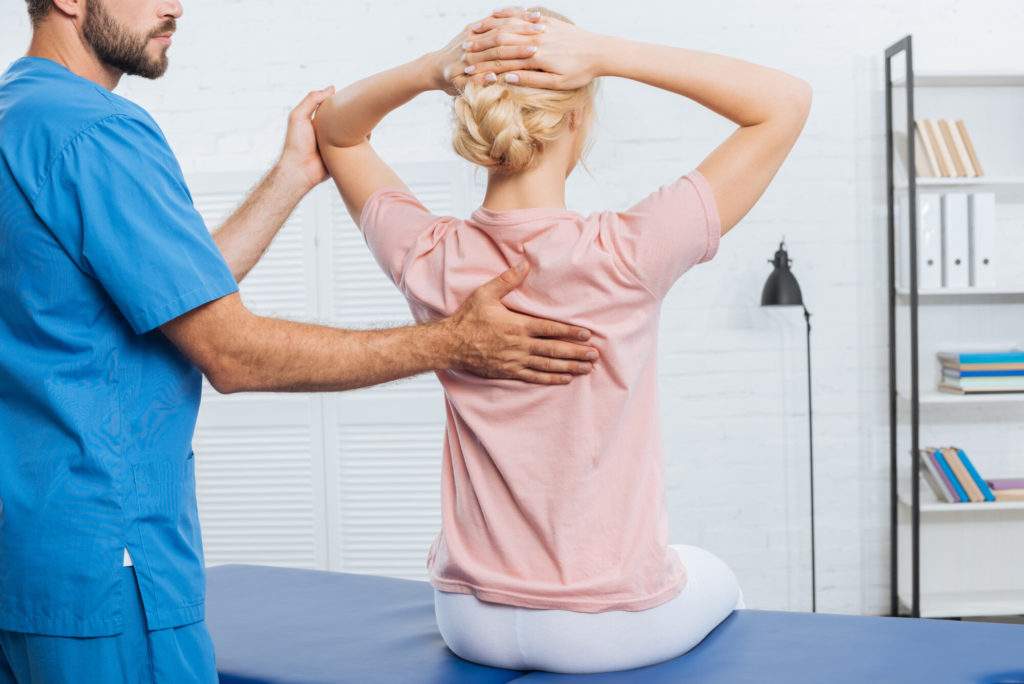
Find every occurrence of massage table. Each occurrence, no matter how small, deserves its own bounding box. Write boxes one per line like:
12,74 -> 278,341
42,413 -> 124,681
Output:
206,564 -> 1024,683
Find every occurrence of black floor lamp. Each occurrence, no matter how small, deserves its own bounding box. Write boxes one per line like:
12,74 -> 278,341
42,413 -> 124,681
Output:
760,240 -> 817,613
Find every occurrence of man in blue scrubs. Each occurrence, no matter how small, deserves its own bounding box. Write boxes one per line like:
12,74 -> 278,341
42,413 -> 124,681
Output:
0,1 -> 600,681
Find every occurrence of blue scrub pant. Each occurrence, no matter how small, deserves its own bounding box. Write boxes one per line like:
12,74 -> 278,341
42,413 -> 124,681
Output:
0,566 -> 216,683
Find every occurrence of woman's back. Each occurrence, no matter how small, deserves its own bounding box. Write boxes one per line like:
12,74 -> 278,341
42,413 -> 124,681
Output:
358,169 -> 720,612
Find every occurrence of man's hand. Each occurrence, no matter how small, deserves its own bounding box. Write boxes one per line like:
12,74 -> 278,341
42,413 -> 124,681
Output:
442,261 -> 599,385
277,86 -> 336,191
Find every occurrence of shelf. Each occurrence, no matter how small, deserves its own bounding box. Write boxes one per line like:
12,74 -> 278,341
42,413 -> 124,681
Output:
892,73 -> 1024,87
895,177 -> 1024,190
897,483 -> 1024,512
898,390 -> 1024,406
895,287 -> 1024,297
910,176 -> 1024,186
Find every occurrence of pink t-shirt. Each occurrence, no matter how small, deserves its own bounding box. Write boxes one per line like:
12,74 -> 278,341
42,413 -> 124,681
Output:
358,170 -> 721,612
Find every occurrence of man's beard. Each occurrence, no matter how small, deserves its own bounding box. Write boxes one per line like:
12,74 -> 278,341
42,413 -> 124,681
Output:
82,0 -> 174,79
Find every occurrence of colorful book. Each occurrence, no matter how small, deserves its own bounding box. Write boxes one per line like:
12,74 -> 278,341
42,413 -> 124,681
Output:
923,119 -> 954,177
994,489 -> 1024,502
939,383 -> 1024,394
937,351 -> 1024,364
956,448 -> 996,502
943,448 -> 983,502
987,478 -> 1024,490
944,363 -> 1024,372
944,376 -> 1024,384
933,448 -> 969,502
940,377 -> 1024,389
946,119 -> 977,177
956,120 -> 984,176
938,120 -> 967,176
914,122 -> 937,177
922,449 -> 957,502
940,376 -> 1024,390
942,369 -> 1024,377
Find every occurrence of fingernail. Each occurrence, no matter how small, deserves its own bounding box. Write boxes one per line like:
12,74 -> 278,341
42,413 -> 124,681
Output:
461,41 -> 472,50
503,73 -> 519,83
532,23 -> 546,32
464,65 -> 476,74
578,330 -> 591,340
527,10 -> 541,19
472,22 -> 483,31
527,45 -> 538,54
515,260 -> 528,273
586,350 -> 598,360
484,72 -> 497,83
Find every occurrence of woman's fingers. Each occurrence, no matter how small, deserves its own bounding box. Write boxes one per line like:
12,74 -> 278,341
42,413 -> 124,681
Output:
464,28 -> 539,53
464,43 -> 538,67
471,15 -> 545,35
464,58 -> 535,77
498,70 -> 565,89
490,6 -> 543,21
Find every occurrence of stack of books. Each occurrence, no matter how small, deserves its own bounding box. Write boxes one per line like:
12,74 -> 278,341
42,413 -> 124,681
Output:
920,447 -> 1023,503
987,478 -> 1024,502
938,350 -> 1024,394
913,118 -> 984,178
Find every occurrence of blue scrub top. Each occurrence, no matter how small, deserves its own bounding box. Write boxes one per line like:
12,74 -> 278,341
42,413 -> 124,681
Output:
0,57 -> 239,637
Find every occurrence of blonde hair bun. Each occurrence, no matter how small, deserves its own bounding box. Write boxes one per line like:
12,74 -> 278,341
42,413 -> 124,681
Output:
452,82 -> 584,174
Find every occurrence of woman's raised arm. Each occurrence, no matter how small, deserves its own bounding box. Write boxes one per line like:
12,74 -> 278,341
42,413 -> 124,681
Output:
465,11 -> 812,235
313,14 -> 546,221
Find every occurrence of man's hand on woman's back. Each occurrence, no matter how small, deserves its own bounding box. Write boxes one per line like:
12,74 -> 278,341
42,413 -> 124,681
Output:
444,260 -> 600,385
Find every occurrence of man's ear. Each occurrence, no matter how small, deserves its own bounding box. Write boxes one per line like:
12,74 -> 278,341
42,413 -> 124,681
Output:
50,0 -> 85,20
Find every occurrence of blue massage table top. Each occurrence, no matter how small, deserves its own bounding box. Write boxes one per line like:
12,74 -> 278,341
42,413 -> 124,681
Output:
206,564 -> 1024,684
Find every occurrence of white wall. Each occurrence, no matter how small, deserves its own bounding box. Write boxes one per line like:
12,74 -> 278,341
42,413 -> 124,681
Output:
4,0 -> 1023,616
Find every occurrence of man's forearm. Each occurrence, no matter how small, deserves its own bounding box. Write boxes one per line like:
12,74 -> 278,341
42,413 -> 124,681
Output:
212,165 -> 310,282
208,311 -> 453,394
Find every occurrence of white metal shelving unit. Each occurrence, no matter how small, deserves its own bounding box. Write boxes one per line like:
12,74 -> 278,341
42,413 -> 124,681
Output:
886,37 -> 1024,619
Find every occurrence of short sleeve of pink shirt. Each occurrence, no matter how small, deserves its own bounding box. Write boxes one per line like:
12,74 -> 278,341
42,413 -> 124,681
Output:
358,188 -> 442,285
607,170 -> 721,298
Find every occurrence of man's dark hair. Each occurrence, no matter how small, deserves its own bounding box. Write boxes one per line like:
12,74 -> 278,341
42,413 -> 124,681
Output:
26,0 -> 54,27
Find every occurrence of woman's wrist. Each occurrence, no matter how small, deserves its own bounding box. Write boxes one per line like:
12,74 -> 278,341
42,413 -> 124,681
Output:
415,51 -> 447,93
590,34 -> 635,79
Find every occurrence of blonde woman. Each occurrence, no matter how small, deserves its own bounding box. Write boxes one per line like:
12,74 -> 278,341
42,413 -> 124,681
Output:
314,7 -> 810,674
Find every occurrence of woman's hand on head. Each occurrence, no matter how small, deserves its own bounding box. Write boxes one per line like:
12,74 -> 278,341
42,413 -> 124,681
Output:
429,10 -> 547,95
462,7 -> 603,90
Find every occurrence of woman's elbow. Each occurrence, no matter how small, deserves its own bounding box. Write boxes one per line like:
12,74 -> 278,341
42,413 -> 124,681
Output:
786,77 -> 813,123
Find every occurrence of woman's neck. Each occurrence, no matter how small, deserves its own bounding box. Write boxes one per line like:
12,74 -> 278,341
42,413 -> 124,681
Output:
481,158 -> 568,211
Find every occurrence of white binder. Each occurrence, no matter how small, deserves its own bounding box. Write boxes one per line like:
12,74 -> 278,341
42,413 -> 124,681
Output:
941,193 -> 969,288
896,193 -> 942,290
968,192 -> 996,288
918,195 -> 942,290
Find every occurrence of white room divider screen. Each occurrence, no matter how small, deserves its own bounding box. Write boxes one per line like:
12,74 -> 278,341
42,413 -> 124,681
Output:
186,162 -> 478,580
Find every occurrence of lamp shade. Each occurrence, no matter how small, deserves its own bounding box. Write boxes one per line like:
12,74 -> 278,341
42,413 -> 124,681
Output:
761,241 -> 804,307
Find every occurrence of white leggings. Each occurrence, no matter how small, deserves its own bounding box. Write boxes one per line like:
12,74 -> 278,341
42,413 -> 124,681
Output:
433,544 -> 744,674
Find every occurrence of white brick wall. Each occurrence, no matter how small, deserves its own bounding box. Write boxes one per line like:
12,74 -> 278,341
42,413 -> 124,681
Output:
4,1 -> 1023,616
